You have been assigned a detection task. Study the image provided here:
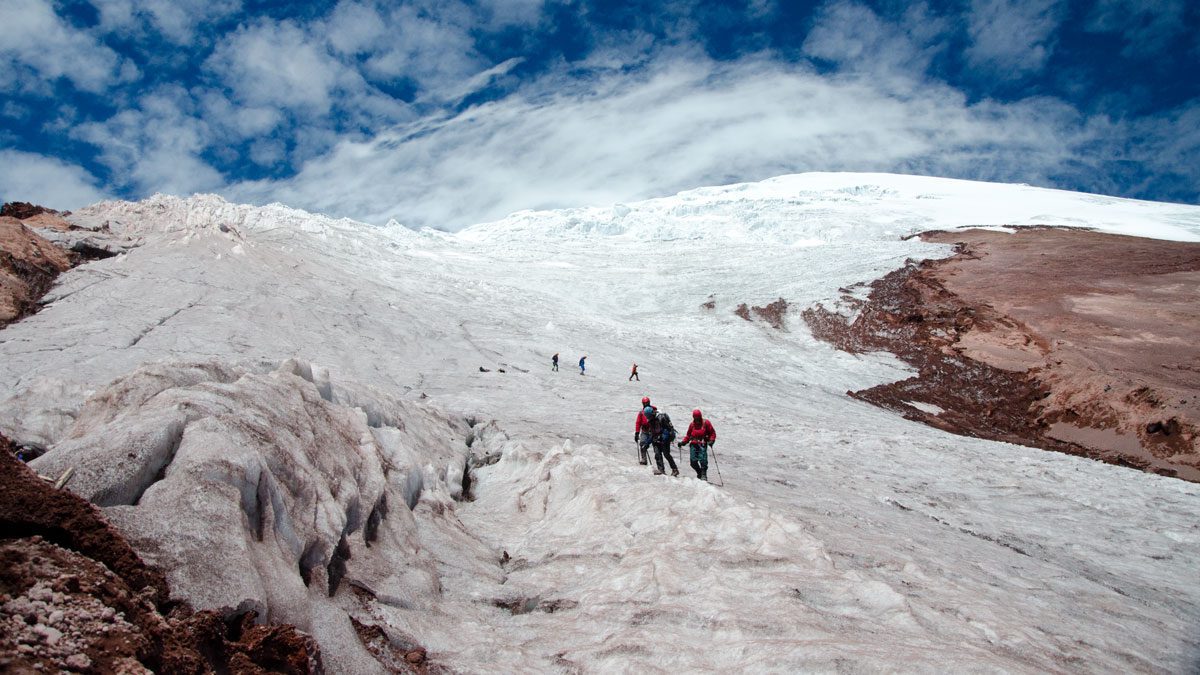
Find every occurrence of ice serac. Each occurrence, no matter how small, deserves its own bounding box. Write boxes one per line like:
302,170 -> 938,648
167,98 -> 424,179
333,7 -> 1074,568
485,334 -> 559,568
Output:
32,358 -> 471,673
0,432 -> 322,674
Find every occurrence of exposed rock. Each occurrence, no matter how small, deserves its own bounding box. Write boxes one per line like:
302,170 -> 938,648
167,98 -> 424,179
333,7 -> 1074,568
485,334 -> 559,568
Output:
1,202 -> 61,220
805,227 -> 1200,481
0,217 -> 72,327
752,298 -> 789,330
732,298 -> 789,329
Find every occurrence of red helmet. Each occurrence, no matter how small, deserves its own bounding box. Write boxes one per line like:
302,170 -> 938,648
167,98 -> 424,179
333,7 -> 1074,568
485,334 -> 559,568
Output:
641,396 -> 650,406
692,408 -> 702,418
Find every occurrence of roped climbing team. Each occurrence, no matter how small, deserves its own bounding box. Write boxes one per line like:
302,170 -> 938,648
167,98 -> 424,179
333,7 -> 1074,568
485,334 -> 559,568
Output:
635,397 -> 716,481
548,354 -> 720,482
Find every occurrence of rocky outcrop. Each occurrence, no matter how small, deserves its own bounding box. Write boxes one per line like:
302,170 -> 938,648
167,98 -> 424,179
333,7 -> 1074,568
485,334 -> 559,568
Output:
0,433 -> 322,674
0,200 -> 136,330
1,202 -> 61,220
805,227 -> 1200,481
733,298 -> 789,329
0,217 -> 72,327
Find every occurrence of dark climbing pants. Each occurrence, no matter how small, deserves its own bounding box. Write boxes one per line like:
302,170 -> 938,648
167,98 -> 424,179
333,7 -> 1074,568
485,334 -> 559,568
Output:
654,441 -> 677,473
638,431 -> 651,463
688,442 -> 708,477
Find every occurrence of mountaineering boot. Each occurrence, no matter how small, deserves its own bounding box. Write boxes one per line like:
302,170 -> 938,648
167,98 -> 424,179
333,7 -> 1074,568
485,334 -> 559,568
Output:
639,459 -> 648,465
671,468 -> 679,477
700,471 -> 707,481
653,468 -> 665,475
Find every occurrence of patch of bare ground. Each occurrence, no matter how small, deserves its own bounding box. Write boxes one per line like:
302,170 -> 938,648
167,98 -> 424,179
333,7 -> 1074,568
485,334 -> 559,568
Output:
350,616 -> 431,673
804,228 -> 1200,482
0,201 -> 124,330
0,216 -> 72,328
1,434 -> 323,673
734,298 -> 789,329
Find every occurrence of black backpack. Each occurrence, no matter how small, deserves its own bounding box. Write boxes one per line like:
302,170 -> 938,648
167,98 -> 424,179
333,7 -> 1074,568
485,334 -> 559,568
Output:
654,412 -> 676,443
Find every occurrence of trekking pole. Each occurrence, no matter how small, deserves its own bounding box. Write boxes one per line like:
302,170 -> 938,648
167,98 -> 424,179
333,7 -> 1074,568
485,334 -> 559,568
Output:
709,443 -> 724,487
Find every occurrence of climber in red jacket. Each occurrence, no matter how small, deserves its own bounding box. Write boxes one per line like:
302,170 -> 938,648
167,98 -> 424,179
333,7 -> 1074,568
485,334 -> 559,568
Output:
678,408 -> 716,481
634,396 -> 655,465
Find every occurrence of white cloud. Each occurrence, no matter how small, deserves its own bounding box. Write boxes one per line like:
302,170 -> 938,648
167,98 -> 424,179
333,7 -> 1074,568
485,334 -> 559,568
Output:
91,0 -> 243,44
802,1 -> 949,85
205,20 -> 345,115
71,86 -> 224,196
357,5 -> 487,98
198,93 -> 283,139
319,0 -> 532,100
0,150 -> 108,209
325,1 -> 389,56
225,56 -> 1108,229
965,0 -> 1066,79
0,0 -> 137,94
438,57 -> 525,103
202,13 -> 414,137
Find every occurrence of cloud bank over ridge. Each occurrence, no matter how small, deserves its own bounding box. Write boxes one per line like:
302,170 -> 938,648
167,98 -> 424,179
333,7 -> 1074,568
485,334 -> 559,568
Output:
1,0 -> 1197,228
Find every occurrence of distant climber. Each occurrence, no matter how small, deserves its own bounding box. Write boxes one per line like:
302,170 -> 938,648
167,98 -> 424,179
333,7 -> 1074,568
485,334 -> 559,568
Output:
579,355 -> 587,375
678,409 -> 717,481
643,406 -> 678,476
552,353 -> 559,371
629,363 -> 639,381
634,396 -> 656,465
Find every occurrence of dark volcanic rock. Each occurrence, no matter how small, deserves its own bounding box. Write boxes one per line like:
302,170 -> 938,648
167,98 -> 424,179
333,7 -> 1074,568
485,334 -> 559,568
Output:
1,202 -> 60,220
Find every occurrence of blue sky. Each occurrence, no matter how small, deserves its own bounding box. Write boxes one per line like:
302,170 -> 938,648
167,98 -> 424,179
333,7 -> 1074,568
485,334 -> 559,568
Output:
1,0 -> 1197,229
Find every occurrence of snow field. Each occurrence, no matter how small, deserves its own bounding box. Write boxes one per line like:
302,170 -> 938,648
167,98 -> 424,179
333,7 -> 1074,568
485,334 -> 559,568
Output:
1,174 -> 1199,672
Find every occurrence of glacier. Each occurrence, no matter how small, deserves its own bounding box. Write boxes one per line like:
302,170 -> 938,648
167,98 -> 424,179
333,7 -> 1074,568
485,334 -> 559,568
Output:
2,172 -> 1199,672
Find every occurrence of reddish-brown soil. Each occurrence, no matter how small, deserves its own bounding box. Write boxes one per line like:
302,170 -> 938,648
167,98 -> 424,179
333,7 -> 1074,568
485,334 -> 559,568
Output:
0,216 -> 72,327
734,298 -> 790,329
1,201 -> 121,329
1,434 -> 324,673
804,228 -> 1200,482
752,298 -> 789,330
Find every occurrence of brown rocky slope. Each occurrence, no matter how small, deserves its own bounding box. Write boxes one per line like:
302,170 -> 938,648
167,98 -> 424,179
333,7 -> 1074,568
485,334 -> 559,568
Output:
0,215 -> 72,327
804,227 -> 1200,482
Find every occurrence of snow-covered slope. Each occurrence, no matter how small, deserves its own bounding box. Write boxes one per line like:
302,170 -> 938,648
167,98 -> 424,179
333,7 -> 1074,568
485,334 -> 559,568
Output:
2,174 -> 1199,672
460,172 -> 1200,244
